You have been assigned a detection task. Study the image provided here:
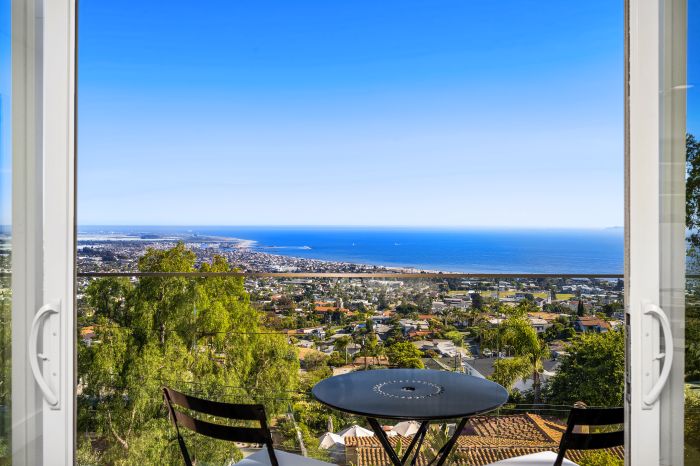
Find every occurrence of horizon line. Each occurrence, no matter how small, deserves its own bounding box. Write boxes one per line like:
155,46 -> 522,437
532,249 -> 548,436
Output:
74,224 -> 625,231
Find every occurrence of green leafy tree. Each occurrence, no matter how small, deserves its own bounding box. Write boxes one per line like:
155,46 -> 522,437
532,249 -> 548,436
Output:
291,399 -> 356,436
577,450 -> 624,466
0,276 -> 9,459
602,301 -> 623,317
687,294 -> 700,381
327,351 -> 346,367
686,133 -> 700,248
685,386 -> 700,463
395,302 -> 420,316
386,341 -> 424,368
302,351 -> 329,372
496,300 -> 534,321
546,331 -> 624,407
377,291 -> 390,311
333,335 -> 352,364
276,416 -> 331,462
543,302 -> 569,314
443,330 -> 464,348
470,293 -> 485,310
361,332 -> 382,364
77,244 -> 299,465
543,317 -> 576,342
543,322 -> 565,342
490,318 -> 549,403
480,326 -> 502,355
684,133 -> 700,463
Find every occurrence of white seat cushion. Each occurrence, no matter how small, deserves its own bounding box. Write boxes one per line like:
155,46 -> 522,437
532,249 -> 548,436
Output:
484,451 -> 578,466
234,448 -> 337,466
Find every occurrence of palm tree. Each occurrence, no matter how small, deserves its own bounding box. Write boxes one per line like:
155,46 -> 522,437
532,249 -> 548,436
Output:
469,310 -> 492,357
490,317 -> 549,404
334,335 -> 352,364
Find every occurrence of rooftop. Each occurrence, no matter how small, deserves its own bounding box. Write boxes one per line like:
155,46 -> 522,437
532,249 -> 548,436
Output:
344,413 -> 624,466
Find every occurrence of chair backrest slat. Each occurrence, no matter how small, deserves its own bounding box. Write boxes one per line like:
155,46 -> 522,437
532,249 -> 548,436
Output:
165,387 -> 268,422
560,430 -> 625,450
162,386 -> 279,466
554,407 -> 624,466
567,407 -> 624,426
173,410 -> 271,444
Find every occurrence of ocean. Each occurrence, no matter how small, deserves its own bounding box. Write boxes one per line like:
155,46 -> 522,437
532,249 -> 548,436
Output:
78,226 -> 624,274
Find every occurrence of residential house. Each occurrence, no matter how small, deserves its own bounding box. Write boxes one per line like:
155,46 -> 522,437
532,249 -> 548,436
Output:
574,316 -> 611,333
398,318 -> 430,334
528,317 -> 552,334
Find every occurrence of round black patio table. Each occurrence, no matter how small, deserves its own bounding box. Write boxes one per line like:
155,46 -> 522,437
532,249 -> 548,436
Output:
312,369 -> 508,466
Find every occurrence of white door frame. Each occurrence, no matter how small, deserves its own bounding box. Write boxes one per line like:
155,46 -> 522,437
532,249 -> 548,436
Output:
626,0 -> 662,462
626,0 -> 686,465
11,0 -> 76,464
11,0 -> 44,463
42,0 -> 76,462
9,0 -> 688,464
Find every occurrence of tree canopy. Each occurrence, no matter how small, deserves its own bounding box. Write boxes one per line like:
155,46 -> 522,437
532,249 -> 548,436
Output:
546,330 -> 624,407
77,243 -> 299,465
490,317 -> 549,403
386,341 -> 424,368
686,133 -> 700,248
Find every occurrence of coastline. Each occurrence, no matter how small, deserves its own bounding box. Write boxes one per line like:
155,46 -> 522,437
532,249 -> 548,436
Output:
76,228 -> 624,275
77,234 -> 430,274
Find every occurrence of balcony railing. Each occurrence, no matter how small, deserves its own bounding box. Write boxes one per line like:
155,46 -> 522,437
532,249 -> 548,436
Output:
74,271 -> 628,465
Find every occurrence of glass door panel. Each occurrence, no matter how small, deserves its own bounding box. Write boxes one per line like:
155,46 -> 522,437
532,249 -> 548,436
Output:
685,0 -> 700,462
659,0 -> 689,462
646,0 -> 695,464
0,0 -> 10,461
76,2 -> 627,466
626,0 -> 688,464
7,0 -> 76,464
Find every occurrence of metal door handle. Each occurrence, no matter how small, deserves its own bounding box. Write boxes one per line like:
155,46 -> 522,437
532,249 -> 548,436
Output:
28,302 -> 60,407
643,303 -> 673,407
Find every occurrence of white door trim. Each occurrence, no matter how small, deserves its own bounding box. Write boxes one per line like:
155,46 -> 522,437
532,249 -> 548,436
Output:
11,0 -> 76,464
626,0 -> 687,464
626,0 -> 661,464
41,0 -> 76,463
11,0 -> 44,463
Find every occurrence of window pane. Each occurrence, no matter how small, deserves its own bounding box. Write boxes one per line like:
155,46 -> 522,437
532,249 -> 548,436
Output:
77,2 -> 625,465
686,0 -> 700,462
0,0 -> 10,459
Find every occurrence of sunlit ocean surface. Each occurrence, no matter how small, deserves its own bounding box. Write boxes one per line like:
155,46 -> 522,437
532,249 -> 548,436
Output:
79,226 -> 624,274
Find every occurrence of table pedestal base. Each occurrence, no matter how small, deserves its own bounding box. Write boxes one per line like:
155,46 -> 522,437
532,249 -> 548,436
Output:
366,417 -> 469,466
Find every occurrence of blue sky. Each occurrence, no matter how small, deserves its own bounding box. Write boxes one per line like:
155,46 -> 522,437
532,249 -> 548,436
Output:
77,0 -> 630,228
1,1 -> 695,229
0,0 -> 645,230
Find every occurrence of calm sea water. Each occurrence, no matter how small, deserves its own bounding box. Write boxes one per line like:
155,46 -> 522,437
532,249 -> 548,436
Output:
79,226 -> 624,274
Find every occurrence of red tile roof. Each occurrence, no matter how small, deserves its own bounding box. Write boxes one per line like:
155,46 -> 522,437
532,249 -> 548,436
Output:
576,316 -> 611,329
344,414 -> 623,466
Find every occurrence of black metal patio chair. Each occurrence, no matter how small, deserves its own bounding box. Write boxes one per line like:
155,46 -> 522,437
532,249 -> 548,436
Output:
484,406 -> 624,465
162,386 -> 335,466
554,406 -> 624,466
